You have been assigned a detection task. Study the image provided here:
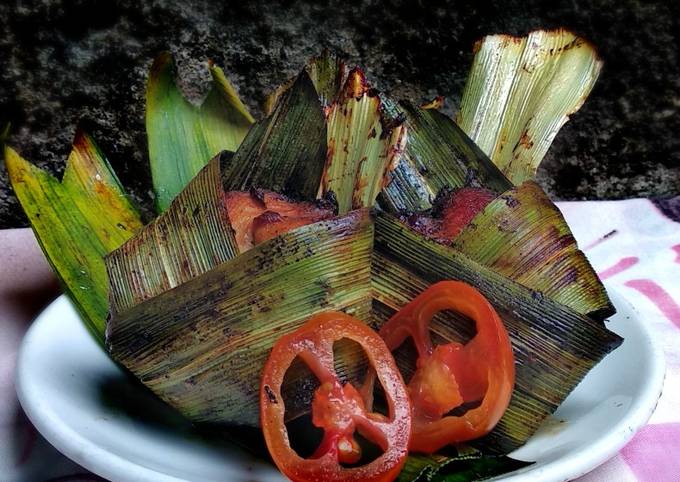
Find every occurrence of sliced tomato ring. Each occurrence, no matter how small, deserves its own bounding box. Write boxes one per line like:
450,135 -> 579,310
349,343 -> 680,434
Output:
260,312 -> 412,482
366,281 -> 515,453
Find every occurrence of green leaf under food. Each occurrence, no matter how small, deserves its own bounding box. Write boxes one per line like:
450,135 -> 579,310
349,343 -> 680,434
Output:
146,52 -> 254,212
5,130 -> 143,341
399,444 -> 531,482
457,29 -> 602,185
322,68 -> 406,214
106,209 -> 375,426
452,181 -> 614,320
221,70 -> 327,201
380,101 -> 513,213
430,456 -> 532,482
372,211 -> 622,454
106,153 -> 239,316
399,446 -> 483,482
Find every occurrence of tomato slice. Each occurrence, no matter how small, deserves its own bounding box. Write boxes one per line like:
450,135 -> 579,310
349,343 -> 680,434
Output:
367,281 -> 515,453
260,312 -> 412,482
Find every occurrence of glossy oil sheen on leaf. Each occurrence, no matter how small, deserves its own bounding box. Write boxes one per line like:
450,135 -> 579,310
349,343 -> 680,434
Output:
457,29 -> 602,184
5,131 -> 143,341
452,181 -> 614,319
147,52 -> 254,212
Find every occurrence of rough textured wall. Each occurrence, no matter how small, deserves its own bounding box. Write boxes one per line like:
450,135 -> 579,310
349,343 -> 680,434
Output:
1,0 -> 678,227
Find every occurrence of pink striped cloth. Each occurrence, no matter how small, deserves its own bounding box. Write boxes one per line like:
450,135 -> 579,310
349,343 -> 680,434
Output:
0,196 -> 678,482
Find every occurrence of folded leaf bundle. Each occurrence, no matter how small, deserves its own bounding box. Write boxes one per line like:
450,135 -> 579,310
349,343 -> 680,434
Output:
452,181 -> 614,319
105,65 -> 388,426
106,69 -> 338,317
2,44 -> 622,482
107,209 -> 374,426
377,97 -> 612,321
106,154 -> 239,313
372,212 -> 622,454
103,51 -> 618,454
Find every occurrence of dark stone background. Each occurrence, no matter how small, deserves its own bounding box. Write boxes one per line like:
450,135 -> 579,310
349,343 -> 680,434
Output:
1,0 -> 678,228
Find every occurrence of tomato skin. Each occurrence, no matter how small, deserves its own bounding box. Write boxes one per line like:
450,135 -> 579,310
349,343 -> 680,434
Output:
377,281 -> 515,453
260,312 -> 412,482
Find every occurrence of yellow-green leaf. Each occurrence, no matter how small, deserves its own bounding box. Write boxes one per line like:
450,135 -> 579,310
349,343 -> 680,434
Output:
106,153 -> 238,315
5,130 -> 143,341
457,29 -> 602,184
146,52 -> 254,212
322,69 -> 406,214
452,181 -> 614,319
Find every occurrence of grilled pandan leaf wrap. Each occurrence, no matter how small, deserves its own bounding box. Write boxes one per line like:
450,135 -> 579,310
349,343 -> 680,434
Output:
376,98 -> 612,321
107,208 -> 374,426
294,51 -> 612,322
103,50 -> 618,447
451,181 -> 614,319
105,65 -> 393,426
372,212 -> 621,454
6,40 -> 618,479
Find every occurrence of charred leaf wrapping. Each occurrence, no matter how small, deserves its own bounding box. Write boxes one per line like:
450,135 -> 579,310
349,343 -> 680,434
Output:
322,68 -> 406,214
221,71 -> 327,201
106,210 -> 374,426
372,212 -> 622,454
106,155 -> 238,316
264,50 -> 348,114
380,102 -> 512,213
452,181 -> 614,319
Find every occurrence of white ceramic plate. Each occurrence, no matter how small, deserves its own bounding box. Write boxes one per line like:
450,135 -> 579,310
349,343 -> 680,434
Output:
17,289 -> 664,482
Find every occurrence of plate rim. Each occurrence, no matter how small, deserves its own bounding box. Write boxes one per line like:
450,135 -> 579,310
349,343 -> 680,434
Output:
15,296 -> 194,482
16,288 -> 666,482
501,288 -> 666,481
